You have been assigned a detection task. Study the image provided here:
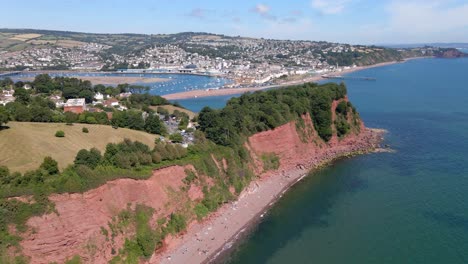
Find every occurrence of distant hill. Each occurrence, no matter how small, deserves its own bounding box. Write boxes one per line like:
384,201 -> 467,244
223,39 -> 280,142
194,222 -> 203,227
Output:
382,43 -> 468,49
0,28 -> 227,54
0,28 -> 464,72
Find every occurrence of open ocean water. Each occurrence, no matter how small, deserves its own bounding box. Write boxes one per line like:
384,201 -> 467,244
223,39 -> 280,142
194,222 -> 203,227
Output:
179,57 -> 468,263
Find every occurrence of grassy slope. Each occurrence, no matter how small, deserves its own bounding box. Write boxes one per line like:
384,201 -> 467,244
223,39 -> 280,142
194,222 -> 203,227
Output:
0,122 -> 157,173
151,105 -> 197,119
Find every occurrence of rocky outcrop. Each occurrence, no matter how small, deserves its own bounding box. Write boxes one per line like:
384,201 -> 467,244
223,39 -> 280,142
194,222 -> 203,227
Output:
248,97 -> 371,174
248,109 -> 378,177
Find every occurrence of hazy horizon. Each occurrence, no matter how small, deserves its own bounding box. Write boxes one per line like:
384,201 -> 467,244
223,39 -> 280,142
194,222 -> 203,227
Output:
1,0 -> 467,45
2,27 -> 468,47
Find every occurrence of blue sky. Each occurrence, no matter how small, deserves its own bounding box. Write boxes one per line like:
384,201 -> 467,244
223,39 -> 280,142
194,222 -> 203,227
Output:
1,0 -> 468,44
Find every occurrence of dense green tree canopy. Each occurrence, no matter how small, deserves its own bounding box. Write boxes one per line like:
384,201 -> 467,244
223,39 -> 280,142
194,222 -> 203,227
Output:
13,88 -> 31,104
144,114 -> 167,135
74,148 -> 102,169
198,82 -> 349,146
169,132 -> 183,143
40,157 -> 59,175
0,106 -> 9,127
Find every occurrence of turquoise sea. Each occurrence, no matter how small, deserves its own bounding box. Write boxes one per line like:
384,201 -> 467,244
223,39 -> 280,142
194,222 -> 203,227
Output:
179,57 -> 468,263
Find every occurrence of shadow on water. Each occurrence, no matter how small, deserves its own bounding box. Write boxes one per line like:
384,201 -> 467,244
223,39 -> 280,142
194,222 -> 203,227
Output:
223,158 -> 369,264
423,211 -> 468,231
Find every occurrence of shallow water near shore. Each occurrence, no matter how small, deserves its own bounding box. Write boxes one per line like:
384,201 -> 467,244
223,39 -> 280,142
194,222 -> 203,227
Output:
178,57 -> 468,263
8,72 -> 230,95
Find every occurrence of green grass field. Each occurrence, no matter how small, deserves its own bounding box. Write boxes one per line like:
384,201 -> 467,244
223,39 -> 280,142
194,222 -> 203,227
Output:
0,122 -> 158,173
151,105 -> 197,119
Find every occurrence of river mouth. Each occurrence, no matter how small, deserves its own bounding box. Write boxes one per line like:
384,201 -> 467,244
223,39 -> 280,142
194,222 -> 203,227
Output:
6,71 -> 232,95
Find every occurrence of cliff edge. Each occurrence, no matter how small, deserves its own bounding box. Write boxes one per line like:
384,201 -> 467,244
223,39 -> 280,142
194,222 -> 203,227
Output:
4,83 -> 384,263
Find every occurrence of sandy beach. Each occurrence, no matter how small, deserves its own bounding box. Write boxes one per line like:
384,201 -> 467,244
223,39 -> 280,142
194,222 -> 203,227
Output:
162,60 -> 410,100
150,127 -> 385,264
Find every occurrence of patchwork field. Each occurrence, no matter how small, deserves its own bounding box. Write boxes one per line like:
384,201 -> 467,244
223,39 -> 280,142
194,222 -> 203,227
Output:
27,39 -> 87,48
0,33 -> 88,51
9,33 -> 42,41
0,122 -> 158,173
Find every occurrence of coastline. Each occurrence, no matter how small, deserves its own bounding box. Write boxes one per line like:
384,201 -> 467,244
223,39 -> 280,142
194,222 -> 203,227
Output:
3,57 -> 425,91
18,75 -> 169,85
9,70 -> 222,78
150,128 -> 385,264
162,59 -> 415,100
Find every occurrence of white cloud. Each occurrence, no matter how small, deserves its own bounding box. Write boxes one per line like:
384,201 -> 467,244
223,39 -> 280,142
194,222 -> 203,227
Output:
253,4 -> 271,15
321,0 -> 468,44
311,0 -> 351,14
338,0 -> 468,44
235,0 -> 468,44
251,4 -> 277,21
388,0 -> 468,34
186,8 -> 207,19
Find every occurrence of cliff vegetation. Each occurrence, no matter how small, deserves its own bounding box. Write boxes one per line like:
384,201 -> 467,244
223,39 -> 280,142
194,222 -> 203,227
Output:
0,82 -> 363,263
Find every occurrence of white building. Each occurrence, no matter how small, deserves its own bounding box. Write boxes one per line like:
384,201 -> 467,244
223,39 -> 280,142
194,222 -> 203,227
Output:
64,98 -> 86,113
94,92 -> 104,101
118,92 -> 132,99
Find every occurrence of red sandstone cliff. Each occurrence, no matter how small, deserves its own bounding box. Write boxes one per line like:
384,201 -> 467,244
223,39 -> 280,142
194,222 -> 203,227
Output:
248,99 -> 372,177
19,166 -> 202,263
16,99 -> 382,263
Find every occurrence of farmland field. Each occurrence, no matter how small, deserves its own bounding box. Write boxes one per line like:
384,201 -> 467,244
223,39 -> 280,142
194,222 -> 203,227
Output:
0,122 -> 158,173
9,33 -> 42,41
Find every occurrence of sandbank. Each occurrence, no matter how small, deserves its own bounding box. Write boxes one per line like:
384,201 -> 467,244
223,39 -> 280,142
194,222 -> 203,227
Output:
162,59 -> 415,100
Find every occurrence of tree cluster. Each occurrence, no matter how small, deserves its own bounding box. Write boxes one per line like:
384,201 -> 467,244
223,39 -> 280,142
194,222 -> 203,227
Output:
111,110 -> 167,135
0,157 -> 59,187
33,74 -> 128,103
73,139 -> 188,170
127,92 -> 168,108
198,82 -> 350,146
5,96 -> 58,123
0,106 -> 8,127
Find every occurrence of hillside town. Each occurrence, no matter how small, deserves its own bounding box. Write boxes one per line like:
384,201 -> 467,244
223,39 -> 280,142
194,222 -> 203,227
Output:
1,31 -> 453,87
0,42 -> 109,70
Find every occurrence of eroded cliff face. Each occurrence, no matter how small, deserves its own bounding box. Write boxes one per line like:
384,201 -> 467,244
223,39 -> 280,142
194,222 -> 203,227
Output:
248,98 -> 370,175
19,166 -> 199,263
17,98 -> 379,263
